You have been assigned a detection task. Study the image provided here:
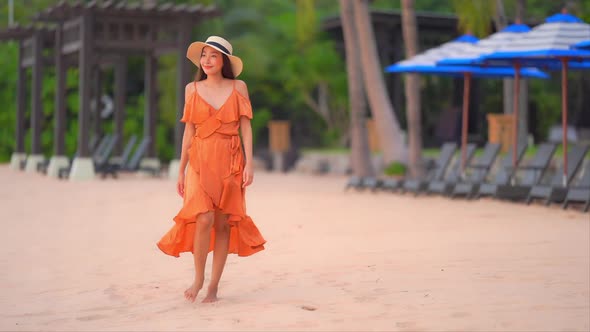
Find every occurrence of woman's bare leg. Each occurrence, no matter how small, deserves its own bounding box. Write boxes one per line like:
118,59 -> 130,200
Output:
184,211 -> 214,302
202,210 -> 230,303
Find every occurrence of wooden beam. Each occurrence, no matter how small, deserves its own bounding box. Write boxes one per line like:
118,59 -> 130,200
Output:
114,58 -> 127,155
77,12 -> 93,157
31,31 -> 43,155
94,40 -> 176,51
16,41 -> 26,153
93,66 -> 103,142
153,47 -> 178,57
144,54 -> 157,158
54,23 -> 67,156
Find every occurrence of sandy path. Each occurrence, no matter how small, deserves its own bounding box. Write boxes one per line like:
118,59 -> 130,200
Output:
0,165 -> 588,331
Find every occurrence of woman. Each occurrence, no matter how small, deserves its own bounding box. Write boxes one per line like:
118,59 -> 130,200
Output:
157,36 -> 266,303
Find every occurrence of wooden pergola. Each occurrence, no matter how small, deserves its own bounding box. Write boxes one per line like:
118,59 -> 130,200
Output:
2,0 -> 219,179
1,25 -> 56,172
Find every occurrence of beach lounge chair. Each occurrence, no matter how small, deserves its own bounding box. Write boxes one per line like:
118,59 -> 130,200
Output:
58,134 -> 119,179
111,136 -> 160,177
363,176 -> 383,191
494,142 -> 558,201
426,143 -> 477,196
381,177 -> 402,192
37,135 -> 105,173
345,175 -> 364,191
452,143 -> 522,199
96,135 -> 138,178
526,144 -> 589,205
402,142 -> 457,195
472,143 -> 528,199
380,158 -> 437,192
38,134 -> 110,174
345,175 -> 381,191
562,162 -> 590,212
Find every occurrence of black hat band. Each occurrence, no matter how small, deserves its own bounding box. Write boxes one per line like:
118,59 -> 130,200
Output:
206,41 -> 231,55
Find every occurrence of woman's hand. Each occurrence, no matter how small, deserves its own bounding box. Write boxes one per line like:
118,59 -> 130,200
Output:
177,172 -> 186,198
242,162 -> 254,188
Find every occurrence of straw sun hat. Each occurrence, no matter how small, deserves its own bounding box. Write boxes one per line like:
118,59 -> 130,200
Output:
186,36 -> 243,77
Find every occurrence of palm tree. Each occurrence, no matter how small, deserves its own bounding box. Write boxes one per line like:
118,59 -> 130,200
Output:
339,0 -> 374,177
401,0 -> 423,177
452,0 -> 496,38
351,0 -> 407,165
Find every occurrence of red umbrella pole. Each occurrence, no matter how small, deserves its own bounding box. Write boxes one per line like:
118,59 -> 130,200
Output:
561,57 -> 569,186
512,62 -> 521,170
461,73 -> 472,172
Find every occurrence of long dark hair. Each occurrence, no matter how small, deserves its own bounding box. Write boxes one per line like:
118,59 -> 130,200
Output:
195,53 -> 235,82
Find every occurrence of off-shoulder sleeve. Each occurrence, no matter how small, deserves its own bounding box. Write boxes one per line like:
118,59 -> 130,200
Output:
236,90 -> 253,120
180,91 -> 195,122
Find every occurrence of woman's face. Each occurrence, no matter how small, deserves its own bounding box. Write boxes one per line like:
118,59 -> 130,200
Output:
200,46 -> 224,76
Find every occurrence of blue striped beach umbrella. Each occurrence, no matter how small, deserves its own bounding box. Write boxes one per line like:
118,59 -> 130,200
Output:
385,34 -> 547,169
385,34 -> 546,77
436,24 -> 550,168
481,12 -> 590,183
573,40 -> 590,50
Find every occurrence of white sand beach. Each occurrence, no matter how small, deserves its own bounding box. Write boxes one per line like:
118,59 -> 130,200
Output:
0,165 -> 588,331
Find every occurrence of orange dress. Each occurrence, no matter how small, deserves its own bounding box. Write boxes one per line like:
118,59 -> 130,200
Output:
157,82 -> 266,257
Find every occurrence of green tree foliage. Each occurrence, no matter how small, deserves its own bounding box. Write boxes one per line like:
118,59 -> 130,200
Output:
451,0 -> 496,37
0,42 -> 17,160
1,0 -> 589,162
0,0 -> 347,162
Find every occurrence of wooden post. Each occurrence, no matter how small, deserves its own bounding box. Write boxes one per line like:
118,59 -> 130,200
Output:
461,73 -> 471,171
268,120 -> 290,172
561,57 -> 568,186
68,12 -> 97,180
114,58 -> 127,155
54,23 -> 66,156
144,54 -> 157,158
78,13 -> 93,158
10,39 -> 28,170
16,41 -> 26,153
45,23 -> 73,177
31,31 -> 43,155
511,62 -> 521,170
176,20 -> 191,159
92,66 -> 103,141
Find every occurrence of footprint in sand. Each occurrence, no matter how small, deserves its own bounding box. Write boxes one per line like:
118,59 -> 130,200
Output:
450,312 -> 471,318
272,272 -> 289,282
354,295 -> 376,303
104,285 -> 126,302
77,314 -> 108,321
396,321 -> 418,329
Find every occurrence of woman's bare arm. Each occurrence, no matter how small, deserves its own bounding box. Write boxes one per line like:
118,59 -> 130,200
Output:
179,83 -> 196,175
179,123 -> 195,175
236,80 -> 254,187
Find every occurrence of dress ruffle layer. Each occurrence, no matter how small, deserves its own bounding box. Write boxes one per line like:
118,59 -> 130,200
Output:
157,82 -> 265,258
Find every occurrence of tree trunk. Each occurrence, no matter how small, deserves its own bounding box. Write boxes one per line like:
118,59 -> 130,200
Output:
339,0 -> 374,177
401,0 -> 423,177
352,0 -> 407,165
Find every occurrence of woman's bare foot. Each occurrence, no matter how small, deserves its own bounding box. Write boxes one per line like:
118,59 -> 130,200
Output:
184,278 -> 204,303
202,286 -> 219,303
